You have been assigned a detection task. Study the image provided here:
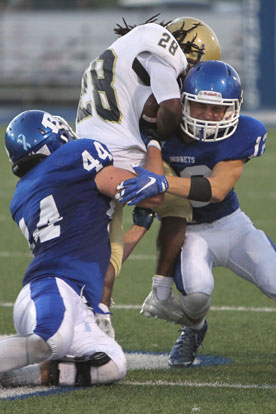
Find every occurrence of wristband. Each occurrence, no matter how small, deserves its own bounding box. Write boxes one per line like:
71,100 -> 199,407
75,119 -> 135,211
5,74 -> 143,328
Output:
132,206 -> 155,230
187,176 -> 212,202
147,140 -> 161,151
142,114 -> 157,123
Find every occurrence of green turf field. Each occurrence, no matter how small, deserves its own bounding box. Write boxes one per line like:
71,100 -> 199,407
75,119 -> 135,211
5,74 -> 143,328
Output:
0,126 -> 276,413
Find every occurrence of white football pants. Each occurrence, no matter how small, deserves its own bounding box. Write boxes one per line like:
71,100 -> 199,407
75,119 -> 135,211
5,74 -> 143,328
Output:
13,277 -> 127,379
174,209 -> 276,301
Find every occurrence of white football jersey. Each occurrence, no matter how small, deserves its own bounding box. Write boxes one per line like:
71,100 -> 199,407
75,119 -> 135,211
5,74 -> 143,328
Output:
76,23 -> 187,165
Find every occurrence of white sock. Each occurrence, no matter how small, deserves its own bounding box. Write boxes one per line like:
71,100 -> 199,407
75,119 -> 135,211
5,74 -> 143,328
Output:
152,275 -> 174,300
192,319 -> 205,330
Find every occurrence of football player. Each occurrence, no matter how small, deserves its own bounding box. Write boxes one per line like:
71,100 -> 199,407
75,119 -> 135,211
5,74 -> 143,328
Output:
75,15 -> 221,335
117,60 -> 276,367
0,110 -> 162,387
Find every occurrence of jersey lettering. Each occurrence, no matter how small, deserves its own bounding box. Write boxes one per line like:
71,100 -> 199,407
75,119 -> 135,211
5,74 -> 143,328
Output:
158,33 -> 178,56
41,113 -> 60,133
19,195 -> 63,250
249,133 -> 267,158
33,195 -> 62,243
77,50 -> 122,123
76,72 -> 93,122
82,150 -> 102,172
82,141 -> 112,172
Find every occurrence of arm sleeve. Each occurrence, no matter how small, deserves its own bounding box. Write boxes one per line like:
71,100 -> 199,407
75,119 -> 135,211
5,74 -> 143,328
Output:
139,54 -> 181,104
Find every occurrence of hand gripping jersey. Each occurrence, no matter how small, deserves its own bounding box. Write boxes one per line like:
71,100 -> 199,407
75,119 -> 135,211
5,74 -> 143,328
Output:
161,115 -> 267,223
76,23 -> 187,154
10,139 -> 114,312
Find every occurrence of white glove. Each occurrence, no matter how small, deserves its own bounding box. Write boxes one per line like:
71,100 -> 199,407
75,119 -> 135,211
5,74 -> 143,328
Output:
95,303 -> 115,339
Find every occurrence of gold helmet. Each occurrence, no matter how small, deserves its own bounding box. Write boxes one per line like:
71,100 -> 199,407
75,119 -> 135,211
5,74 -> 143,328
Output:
166,16 -> 221,67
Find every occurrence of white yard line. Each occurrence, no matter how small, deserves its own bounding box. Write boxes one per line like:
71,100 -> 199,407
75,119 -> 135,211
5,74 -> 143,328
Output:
1,302 -> 276,313
2,380 -> 275,401
114,304 -> 276,312
123,380 -> 276,390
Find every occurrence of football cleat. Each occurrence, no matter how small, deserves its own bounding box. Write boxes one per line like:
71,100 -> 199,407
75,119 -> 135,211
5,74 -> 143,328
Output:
169,319 -> 208,367
140,288 -> 187,324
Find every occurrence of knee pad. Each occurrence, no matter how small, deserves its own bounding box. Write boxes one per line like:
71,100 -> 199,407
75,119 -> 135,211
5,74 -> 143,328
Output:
109,203 -> 124,277
179,293 -> 211,321
90,359 -> 126,385
49,353 -> 127,386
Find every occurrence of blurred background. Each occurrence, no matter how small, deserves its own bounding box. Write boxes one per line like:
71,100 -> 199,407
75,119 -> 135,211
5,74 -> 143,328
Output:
0,0 -> 275,125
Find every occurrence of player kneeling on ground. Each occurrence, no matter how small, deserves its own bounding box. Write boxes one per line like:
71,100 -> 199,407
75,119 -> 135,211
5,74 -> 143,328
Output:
0,110 -> 163,387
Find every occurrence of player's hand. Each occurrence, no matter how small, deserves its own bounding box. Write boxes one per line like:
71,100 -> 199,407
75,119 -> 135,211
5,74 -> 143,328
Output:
140,128 -> 161,147
95,303 -> 115,339
115,166 -> 168,206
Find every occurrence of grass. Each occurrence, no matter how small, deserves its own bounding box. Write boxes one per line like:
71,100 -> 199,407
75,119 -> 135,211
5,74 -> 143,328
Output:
0,125 -> 276,412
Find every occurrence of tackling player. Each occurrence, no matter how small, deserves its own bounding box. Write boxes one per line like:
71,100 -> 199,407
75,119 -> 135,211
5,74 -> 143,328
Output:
0,110 -> 162,387
75,14 -> 221,335
117,60 -> 276,367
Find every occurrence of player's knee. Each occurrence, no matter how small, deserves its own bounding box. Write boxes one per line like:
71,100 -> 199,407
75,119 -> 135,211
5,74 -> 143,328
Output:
52,352 -> 127,386
255,259 -> 276,299
27,334 -> 52,364
90,358 -> 127,385
179,293 -> 211,321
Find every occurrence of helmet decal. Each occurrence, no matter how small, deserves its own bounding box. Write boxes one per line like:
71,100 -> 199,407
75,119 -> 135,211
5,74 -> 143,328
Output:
5,110 -> 77,177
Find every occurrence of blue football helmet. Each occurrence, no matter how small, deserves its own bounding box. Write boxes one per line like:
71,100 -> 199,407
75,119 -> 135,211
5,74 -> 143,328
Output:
5,110 -> 77,176
181,60 -> 243,141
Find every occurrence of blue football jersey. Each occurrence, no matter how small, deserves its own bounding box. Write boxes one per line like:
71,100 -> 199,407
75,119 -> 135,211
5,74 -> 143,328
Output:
161,115 -> 267,223
10,138 -> 114,312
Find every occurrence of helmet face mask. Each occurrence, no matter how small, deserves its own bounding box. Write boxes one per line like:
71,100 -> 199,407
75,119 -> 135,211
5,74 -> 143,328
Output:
5,110 -> 76,177
166,17 -> 221,68
180,61 -> 243,142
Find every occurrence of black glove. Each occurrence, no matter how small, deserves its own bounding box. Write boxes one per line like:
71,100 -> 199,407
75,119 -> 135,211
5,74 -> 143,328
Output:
132,206 -> 156,230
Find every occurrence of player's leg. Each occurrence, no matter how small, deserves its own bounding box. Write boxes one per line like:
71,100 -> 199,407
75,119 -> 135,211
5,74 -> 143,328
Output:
0,277 -> 77,385
153,161 -> 192,279
0,278 -> 126,387
169,232 -> 214,367
96,148 -> 147,336
95,202 -> 124,339
226,210 -> 276,299
140,162 -> 193,318
51,297 -> 127,386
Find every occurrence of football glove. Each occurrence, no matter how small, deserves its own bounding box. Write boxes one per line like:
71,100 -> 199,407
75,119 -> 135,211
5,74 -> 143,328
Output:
95,303 -> 115,339
116,166 -> 169,206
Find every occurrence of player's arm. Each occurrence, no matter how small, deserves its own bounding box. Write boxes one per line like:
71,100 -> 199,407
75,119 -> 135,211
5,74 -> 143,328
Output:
156,98 -> 182,139
143,143 -> 165,175
116,159 -> 246,205
95,165 -> 163,208
166,159 -> 245,202
207,159 -> 245,202
146,56 -> 182,139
